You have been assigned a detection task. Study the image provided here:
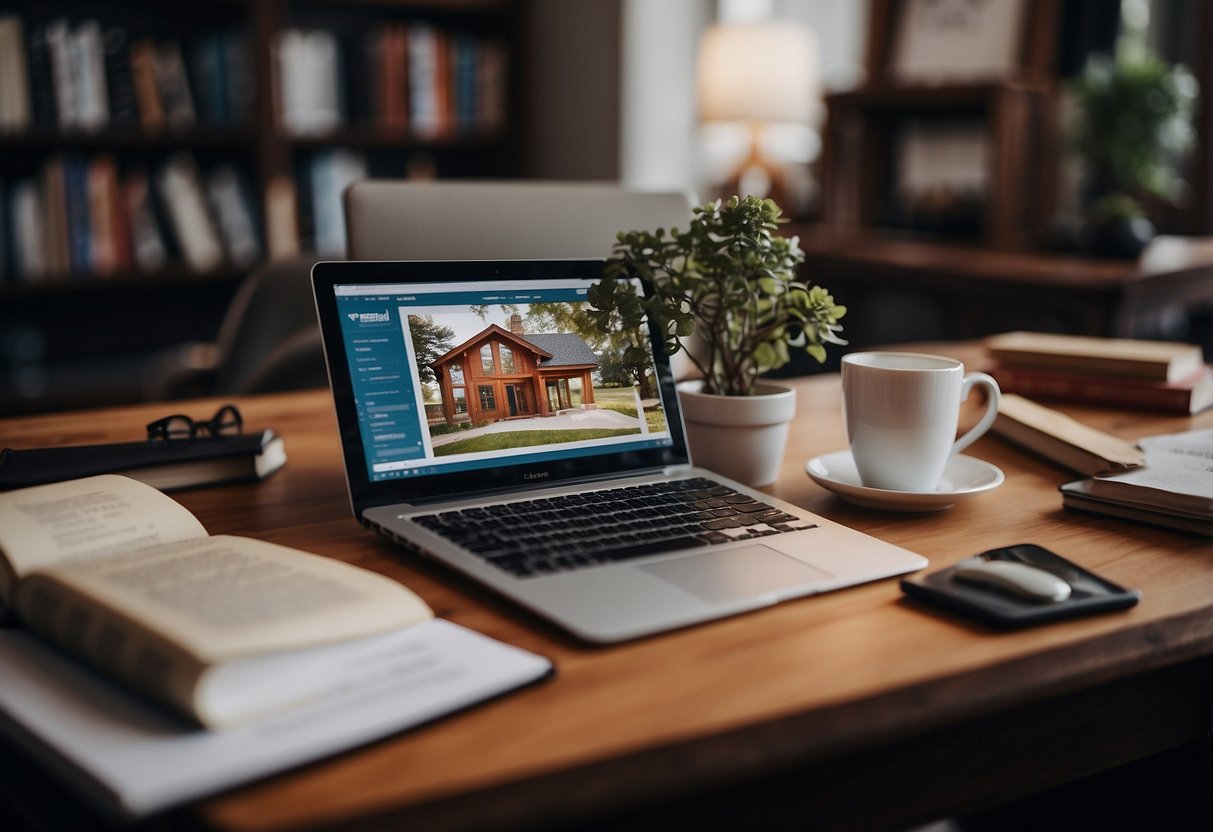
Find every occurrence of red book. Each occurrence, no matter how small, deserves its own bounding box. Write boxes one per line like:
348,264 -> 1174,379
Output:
990,363 -> 1213,415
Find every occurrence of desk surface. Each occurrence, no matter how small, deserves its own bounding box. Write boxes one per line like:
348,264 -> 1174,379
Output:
3,348 -> 1212,831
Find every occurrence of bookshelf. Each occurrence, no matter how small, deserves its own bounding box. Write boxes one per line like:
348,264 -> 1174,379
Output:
0,0 -> 521,415
819,0 -> 1061,249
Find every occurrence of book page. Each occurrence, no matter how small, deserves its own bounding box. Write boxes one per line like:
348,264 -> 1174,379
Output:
0,619 -> 552,818
18,535 -> 432,666
0,474 -> 207,605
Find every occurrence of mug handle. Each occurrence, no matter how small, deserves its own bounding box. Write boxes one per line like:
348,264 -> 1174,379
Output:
952,372 -> 1001,457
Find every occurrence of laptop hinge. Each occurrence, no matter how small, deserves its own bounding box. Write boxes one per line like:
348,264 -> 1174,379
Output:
367,465 -> 694,512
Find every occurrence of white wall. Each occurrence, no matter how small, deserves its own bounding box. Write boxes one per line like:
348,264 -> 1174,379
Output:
620,0 -> 714,195
774,0 -> 870,91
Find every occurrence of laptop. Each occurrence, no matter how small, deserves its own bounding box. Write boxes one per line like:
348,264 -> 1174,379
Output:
312,259 -> 927,643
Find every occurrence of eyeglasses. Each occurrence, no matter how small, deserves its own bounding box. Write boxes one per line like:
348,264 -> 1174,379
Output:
147,404 -> 243,447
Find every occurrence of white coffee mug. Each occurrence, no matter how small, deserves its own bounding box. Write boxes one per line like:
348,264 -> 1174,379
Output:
841,352 -> 1001,492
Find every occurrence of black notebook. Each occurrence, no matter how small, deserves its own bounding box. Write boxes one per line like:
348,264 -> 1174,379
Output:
0,430 -> 285,492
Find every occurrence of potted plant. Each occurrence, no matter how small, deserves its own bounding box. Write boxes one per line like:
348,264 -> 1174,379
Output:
587,195 -> 846,485
1072,49 -> 1197,257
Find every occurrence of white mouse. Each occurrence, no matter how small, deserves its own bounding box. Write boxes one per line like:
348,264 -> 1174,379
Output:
953,558 -> 1072,603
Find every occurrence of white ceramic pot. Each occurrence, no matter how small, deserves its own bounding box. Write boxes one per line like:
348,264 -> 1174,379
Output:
675,380 -> 796,487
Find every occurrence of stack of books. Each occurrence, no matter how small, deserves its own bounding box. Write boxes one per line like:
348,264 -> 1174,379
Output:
1061,428 -> 1213,537
986,331 -> 1213,415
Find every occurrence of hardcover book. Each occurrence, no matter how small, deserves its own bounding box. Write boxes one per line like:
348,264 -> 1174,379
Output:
985,331 -> 1205,383
990,364 -> 1213,415
0,428 -> 285,492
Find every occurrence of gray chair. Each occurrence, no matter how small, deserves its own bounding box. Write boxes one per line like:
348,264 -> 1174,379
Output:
144,255 -> 327,401
344,180 -> 696,261
343,180 -> 699,379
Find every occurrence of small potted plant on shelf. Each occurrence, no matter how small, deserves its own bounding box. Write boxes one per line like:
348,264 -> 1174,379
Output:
1072,49 -> 1197,257
588,194 -> 847,486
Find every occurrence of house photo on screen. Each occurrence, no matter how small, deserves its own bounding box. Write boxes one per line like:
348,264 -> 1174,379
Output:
406,302 -> 668,461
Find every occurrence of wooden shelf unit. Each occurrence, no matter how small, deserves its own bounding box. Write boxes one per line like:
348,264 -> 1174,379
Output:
0,0 -> 522,415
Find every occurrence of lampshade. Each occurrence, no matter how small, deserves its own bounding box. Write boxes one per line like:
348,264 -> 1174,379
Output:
697,22 -> 819,126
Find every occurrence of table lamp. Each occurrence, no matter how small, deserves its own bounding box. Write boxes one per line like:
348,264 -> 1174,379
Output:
697,21 -> 819,210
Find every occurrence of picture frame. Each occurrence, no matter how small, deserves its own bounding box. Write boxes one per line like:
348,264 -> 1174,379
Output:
889,0 -> 1029,82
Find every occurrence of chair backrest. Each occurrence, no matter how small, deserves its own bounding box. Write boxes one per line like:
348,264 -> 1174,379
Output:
214,255 -> 328,395
344,180 -> 696,261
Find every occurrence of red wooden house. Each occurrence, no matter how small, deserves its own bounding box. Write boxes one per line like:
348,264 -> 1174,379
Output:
430,314 -> 599,425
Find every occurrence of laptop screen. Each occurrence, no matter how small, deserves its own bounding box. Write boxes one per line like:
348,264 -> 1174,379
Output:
312,260 -> 691,511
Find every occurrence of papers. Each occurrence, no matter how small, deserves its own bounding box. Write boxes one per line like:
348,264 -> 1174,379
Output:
1091,428 -> 1213,516
0,618 -> 552,820
1061,429 -> 1213,536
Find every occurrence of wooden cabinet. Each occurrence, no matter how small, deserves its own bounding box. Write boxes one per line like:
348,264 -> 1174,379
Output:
0,0 -> 521,415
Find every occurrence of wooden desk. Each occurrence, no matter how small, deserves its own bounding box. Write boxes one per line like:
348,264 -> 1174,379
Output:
2,363 -> 1212,831
788,225 -> 1213,348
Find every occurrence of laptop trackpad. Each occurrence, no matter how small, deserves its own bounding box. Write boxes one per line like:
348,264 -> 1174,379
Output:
641,545 -> 832,604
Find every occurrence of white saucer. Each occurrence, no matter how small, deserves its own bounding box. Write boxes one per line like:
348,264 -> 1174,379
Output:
805,450 -> 1005,512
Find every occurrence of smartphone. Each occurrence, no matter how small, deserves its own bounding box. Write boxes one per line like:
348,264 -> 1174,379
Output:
900,543 -> 1141,628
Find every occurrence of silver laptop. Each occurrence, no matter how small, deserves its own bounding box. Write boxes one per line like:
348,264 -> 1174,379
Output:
312,259 -> 927,643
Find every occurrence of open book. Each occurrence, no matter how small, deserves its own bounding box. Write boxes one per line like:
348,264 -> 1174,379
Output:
0,474 -> 447,728
0,475 -> 552,817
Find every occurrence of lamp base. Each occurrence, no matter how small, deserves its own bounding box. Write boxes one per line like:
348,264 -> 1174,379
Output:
717,126 -> 793,212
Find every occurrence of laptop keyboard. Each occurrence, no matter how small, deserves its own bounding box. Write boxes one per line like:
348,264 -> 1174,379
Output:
411,477 -> 817,578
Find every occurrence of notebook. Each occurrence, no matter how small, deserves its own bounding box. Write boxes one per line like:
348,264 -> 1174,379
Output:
311,259 -> 927,642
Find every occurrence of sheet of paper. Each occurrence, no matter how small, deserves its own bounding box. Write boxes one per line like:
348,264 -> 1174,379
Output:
1109,429 -> 1213,497
0,619 -> 552,820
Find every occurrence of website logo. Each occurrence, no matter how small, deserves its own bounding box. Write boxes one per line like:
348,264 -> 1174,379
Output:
347,310 -> 390,324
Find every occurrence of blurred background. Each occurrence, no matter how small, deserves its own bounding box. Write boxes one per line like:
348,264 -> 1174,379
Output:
2,0 -> 1211,416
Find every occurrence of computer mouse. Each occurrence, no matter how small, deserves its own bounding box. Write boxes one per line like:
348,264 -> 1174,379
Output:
953,558 -> 1072,603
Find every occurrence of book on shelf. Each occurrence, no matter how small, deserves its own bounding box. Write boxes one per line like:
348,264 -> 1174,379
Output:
992,393 -> 1146,477
88,153 -> 132,274
41,155 -> 70,277
985,331 -> 1205,383
373,23 -> 410,131
0,427 -> 286,492
64,154 -> 91,273
206,164 -> 261,268
478,38 -> 508,131
189,30 -> 230,126
990,363 -> 1213,415
129,36 -> 164,130
44,18 -> 75,129
273,28 -> 343,136
9,178 -> 46,281
223,30 -> 255,126
157,153 -> 224,272
25,20 -> 56,131
102,25 -> 138,130
1061,428 -> 1213,537
0,474 -> 552,819
122,165 -> 168,273
72,19 -> 109,132
408,23 -> 443,137
152,39 -> 196,130
0,15 -> 31,133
